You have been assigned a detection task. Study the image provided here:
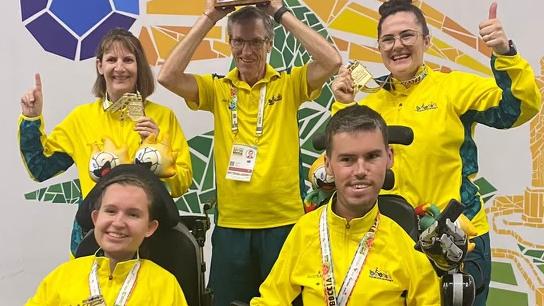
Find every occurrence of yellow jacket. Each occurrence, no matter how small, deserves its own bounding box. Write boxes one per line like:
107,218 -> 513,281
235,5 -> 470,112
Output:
251,198 -> 440,305
26,255 -> 188,306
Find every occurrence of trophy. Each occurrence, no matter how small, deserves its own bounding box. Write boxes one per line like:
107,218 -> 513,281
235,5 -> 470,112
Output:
346,61 -> 382,93
215,0 -> 270,8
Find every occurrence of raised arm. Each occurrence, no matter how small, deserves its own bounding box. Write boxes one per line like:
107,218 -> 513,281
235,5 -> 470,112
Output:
158,0 -> 233,103
262,0 -> 341,92
19,73 -> 74,182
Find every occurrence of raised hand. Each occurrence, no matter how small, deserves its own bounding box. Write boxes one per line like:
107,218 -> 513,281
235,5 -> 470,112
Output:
204,0 -> 235,24
479,2 -> 510,55
331,66 -> 356,103
134,117 -> 160,140
20,73 -> 44,118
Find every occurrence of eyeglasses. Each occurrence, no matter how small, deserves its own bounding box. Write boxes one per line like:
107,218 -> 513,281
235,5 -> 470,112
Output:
229,38 -> 269,50
378,30 -> 423,51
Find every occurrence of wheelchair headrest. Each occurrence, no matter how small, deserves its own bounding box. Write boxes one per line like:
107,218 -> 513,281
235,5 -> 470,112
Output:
312,125 -> 414,151
76,164 -> 179,233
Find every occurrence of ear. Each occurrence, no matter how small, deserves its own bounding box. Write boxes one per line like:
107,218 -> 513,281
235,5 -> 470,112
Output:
386,146 -> 394,169
324,154 -> 333,177
145,220 -> 159,238
423,34 -> 431,51
96,58 -> 103,75
91,210 -> 99,226
266,40 -> 272,53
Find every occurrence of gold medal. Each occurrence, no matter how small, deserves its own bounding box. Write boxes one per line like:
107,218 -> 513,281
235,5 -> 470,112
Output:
124,92 -> 145,121
215,0 -> 270,8
347,61 -> 382,93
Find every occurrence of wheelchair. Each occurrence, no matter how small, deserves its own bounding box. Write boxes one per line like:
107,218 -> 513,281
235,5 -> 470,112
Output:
75,164 -> 213,306
301,126 -> 476,306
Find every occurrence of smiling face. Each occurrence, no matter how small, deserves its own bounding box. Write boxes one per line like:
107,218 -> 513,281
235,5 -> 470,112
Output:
378,11 -> 430,81
325,130 -> 393,220
96,41 -> 138,102
229,18 -> 272,86
91,183 -> 158,262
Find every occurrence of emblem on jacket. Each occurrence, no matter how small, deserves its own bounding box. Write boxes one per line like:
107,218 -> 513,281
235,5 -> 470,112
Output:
416,102 -> 438,112
369,267 -> 393,282
268,94 -> 282,105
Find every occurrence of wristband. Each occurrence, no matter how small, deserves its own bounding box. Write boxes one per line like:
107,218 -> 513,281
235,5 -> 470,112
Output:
273,6 -> 290,24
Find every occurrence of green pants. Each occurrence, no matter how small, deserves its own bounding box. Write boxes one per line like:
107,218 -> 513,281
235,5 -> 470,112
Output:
208,225 -> 294,306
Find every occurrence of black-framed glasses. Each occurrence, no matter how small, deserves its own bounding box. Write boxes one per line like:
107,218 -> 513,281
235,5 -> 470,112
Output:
378,30 -> 423,51
229,38 -> 269,50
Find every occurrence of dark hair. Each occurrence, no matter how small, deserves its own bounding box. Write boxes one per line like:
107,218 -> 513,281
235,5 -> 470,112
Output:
377,0 -> 429,37
93,28 -> 155,101
93,174 -> 157,221
227,6 -> 275,40
325,105 -> 388,157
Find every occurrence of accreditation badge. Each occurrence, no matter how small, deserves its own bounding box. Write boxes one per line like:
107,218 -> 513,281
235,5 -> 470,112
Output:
226,144 -> 258,182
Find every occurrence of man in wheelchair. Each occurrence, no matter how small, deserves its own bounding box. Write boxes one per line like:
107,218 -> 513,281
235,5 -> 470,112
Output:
249,105 -> 441,305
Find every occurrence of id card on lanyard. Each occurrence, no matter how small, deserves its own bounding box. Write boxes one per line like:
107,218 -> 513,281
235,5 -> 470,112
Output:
319,206 -> 378,306
226,85 -> 266,182
85,258 -> 141,306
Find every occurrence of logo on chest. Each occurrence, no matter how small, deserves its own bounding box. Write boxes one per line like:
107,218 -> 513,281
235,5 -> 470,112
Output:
415,102 -> 438,112
268,94 -> 282,105
369,267 -> 393,282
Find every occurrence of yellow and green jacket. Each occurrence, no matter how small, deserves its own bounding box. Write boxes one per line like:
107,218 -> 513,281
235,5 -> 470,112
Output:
18,99 -> 193,253
26,255 -> 188,306
333,53 -> 541,237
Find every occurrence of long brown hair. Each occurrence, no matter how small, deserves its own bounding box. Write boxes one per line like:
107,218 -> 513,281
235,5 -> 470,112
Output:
92,28 -> 155,101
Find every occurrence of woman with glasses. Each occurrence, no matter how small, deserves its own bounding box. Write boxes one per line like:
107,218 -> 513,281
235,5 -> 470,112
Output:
332,1 -> 541,305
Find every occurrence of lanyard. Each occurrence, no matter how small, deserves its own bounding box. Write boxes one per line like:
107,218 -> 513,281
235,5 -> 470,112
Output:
319,206 -> 379,306
229,85 -> 267,137
88,258 -> 141,306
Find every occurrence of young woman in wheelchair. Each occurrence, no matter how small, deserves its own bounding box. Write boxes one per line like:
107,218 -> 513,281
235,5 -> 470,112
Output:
26,165 -> 189,306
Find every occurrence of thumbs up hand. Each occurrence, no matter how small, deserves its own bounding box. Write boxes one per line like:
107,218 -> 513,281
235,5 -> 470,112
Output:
20,73 -> 44,118
479,2 -> 510,55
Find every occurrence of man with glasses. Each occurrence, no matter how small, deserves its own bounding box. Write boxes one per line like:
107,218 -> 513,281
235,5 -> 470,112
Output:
159,0 -> 341,305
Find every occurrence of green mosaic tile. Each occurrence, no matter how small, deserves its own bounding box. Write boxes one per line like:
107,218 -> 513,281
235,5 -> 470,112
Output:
44,193 -> 55,202
474,177 -> 497,196
300,115 -> 323,139
300,153 -> 318,167
518,244 -> 526,252
270,51 -> 285,69
48,184 -> 62,193
25,191 -> 37,200
202,157 -> 215,191
183,191 -> 201,213
39,188 -> 46,200
190,153 -> 207,186
62,181 -> 72,199
188,135 -> 213,158
525,249 -> 544,259
306,14 -> 319,27
53,194 -> 66,204
491,262 -> 518,285
298,108 -> 320,119
487,288 -> 528,306
175,197 -> 190,213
